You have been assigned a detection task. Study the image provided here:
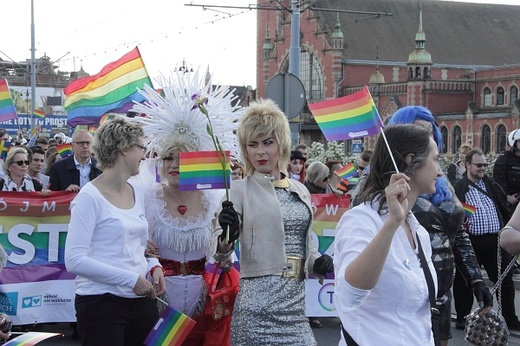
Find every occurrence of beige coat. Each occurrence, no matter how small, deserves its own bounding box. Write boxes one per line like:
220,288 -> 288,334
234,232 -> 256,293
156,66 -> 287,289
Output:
212,171 -> 321,278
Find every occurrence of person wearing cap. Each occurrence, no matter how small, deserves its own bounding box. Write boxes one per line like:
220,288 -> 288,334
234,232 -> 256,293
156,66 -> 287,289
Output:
493,129 -> 520,207
288,150 -> 306,184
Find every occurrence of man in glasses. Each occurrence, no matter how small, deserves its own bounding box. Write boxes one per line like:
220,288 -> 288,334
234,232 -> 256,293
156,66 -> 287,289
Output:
49,130 -> 102,192
452,148 -> 520,330
27,147 -> 49,188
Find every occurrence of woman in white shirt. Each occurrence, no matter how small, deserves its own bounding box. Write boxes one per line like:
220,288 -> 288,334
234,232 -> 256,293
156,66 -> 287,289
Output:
334,124 -> 442,345
65,117 -> 165,346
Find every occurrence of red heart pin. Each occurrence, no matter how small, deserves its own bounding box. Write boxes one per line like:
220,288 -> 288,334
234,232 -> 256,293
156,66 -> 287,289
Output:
178,205 -> 187,215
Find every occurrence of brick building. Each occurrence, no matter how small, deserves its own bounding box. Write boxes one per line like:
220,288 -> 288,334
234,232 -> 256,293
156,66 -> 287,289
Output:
257,0 -> 520,156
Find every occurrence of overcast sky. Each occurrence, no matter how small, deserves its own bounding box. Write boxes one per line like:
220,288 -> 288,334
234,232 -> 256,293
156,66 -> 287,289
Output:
2,0 -> 518,88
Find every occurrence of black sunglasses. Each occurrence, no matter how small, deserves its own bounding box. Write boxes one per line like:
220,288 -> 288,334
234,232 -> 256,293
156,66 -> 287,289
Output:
14,160 -> 30,166
471,163 -> 489,168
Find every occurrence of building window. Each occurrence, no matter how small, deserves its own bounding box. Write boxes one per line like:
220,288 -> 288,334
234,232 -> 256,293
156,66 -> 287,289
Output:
483,87 -> 492,107
511,86 -> 518,105
481,125 -> 491,154
440,126 -> 448,154
497,87 -> 505,105
452,126 -> 462,154
280,48 -> 324,101
496,124 -> 507,154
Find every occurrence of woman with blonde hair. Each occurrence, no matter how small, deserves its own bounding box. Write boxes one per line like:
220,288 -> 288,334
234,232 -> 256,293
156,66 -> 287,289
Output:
0,147 -> 49,194
213,99 -> 333,345
304,161 -> 332,194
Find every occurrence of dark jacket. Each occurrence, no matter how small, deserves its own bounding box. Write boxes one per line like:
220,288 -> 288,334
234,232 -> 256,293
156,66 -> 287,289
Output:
493,150 -> 520,196
49,156 -> 103,191
453,173 -> 511,228
413,192 -> 483,299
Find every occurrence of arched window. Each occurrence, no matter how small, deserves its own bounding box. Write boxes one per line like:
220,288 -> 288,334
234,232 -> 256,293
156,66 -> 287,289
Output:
496,124 -> 507,154
483,87 -> 492,107
452,126 -> 462,154
481,125 -> 491,154
280,47 -> 324,101
511,86 -> 518,105
497,87 -> 505,105
440,126 -> 448,154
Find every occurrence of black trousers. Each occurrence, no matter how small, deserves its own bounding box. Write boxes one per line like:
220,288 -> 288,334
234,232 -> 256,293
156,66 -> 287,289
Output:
453,233 -> 517,323
75,293 -> 159,346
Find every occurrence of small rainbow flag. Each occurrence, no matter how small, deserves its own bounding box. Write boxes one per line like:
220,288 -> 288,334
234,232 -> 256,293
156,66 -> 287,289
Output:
337,178 -> 349,194
179,150 -> 230,191
3,331 -> 63,345
0,78 -> 18,122
33,109 -> 45,118
461,202 -> 477,218
308,86 -> 383,141
1,139 -> 11,160
335,162 -> 358,179
99,113 -> 117,125
144,305 -> 196,346
56,143 -> 72,159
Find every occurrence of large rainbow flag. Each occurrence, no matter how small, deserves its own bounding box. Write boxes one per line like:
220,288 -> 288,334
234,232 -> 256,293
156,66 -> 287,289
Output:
0,78 -> 18,123
64,47 -> 152,127
308,86 -> 383,141
179,151 -> 230,191
144,305 -> 196,346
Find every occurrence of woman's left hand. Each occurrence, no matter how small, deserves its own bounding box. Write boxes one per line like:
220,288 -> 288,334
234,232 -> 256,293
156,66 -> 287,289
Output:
151,267 -> 166,296
41,188 -> 51,196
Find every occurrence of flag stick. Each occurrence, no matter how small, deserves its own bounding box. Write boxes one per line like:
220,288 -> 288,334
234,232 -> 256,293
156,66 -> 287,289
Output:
379,127 -> 400,173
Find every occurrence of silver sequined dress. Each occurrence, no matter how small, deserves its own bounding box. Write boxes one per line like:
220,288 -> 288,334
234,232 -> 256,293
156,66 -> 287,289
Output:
231,187 -> 317,346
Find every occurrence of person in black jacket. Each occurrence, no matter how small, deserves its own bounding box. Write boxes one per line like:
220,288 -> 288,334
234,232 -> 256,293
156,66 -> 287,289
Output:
453,148 -> 520,330
49,130 -> 102,191
493,129 -> 520,207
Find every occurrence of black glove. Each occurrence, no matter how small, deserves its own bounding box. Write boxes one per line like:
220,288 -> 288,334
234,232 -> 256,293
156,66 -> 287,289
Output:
472,280 -> 493,309
313,254 -> 334,276
218,201 -> 239,244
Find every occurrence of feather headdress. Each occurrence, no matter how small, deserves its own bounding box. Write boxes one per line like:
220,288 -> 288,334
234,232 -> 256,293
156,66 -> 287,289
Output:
131,69 -> 241,158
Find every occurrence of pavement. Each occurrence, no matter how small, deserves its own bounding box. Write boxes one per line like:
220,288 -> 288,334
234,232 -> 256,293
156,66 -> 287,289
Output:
8,270 -> 520,345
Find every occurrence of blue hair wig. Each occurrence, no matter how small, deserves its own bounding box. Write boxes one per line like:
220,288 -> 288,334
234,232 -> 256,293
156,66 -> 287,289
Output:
388,106 -> 451,205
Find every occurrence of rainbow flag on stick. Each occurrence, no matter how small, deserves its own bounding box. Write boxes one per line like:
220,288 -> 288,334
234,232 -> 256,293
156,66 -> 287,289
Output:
56,143 -> 72,159
64,46 -> 152,127
33,109 -> 45,118
0,78 -> 18,122
308,86 -> 383,141
144,305 -> 196,346
335,162 -> 358,179
179,151 -> 230,191
1,140 -> 11,160
3,332 -> 64,345
461,202 -> 477,218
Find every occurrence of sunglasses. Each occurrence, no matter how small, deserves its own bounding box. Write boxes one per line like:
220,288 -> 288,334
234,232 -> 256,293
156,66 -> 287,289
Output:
14,160 -> 30,166
322,176 -> 330,182
471,163 -> 489,168
358,166 -> 366,171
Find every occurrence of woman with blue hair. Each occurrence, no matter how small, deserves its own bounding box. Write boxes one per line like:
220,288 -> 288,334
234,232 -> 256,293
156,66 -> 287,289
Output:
388,106 -> 492,346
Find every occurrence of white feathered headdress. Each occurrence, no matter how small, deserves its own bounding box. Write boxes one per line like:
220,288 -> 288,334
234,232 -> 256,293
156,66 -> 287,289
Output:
131,69 -> 241,158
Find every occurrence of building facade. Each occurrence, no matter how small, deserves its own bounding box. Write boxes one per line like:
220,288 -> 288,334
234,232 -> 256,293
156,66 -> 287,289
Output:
257,0 -> 520,156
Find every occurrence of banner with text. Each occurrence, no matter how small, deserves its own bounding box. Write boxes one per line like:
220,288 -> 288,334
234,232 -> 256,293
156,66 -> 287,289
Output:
0,192 -> 76,324
305,194 -> 350,317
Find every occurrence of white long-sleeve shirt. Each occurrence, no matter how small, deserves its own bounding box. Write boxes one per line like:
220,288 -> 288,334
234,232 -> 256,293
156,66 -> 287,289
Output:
334,202 -> 436,346
65,181 -> 158,298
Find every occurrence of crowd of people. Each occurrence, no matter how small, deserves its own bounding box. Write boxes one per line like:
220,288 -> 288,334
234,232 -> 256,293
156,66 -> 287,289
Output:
3,84 -> 520,345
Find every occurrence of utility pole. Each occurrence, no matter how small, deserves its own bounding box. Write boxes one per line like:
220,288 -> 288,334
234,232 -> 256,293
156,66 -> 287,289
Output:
30,0 -> 36,134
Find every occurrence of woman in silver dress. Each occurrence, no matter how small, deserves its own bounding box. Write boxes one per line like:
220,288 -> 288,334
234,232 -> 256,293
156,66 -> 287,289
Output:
213,99 -> 334,345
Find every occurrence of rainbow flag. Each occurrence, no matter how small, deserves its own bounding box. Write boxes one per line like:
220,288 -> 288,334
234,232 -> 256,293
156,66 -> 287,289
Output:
179,151 -> 230,191
56,143 -> 72,159
3,332 -> 63,345
308,86 -> 383,141
0,78 -> 18,122
1,139 -> 11,160
33,109 -> 45,118
144,305 -> 196,346
64,47 -> 152,127
461,202 -> 477,218
335,162 -> 358,179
